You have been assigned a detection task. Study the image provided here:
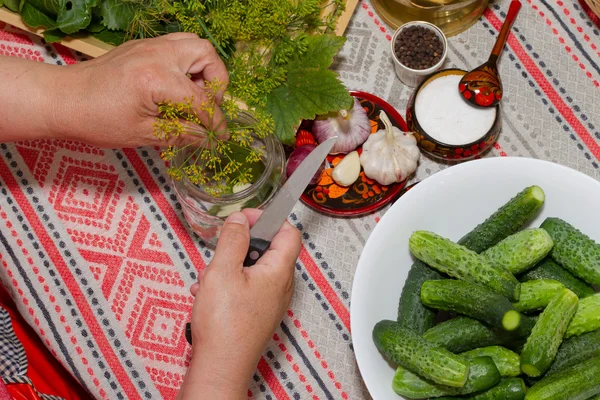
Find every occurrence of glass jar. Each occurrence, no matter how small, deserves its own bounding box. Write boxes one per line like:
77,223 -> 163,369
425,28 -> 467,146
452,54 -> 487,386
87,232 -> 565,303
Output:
172,112 -> 286,247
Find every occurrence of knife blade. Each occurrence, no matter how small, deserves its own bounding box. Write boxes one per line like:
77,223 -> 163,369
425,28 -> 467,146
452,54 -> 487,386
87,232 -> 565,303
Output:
243,136 -> 337,266
185,136 -> 337,345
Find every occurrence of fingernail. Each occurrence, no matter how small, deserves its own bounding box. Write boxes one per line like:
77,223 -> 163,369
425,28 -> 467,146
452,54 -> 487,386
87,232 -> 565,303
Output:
226,212 -> 247,225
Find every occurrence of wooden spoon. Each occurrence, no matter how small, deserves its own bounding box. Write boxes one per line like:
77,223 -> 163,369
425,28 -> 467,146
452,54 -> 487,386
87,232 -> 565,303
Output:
459,0 -> 522,108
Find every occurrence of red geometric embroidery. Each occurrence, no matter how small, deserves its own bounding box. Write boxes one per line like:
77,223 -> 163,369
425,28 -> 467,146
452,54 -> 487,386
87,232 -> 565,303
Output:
79,250 -> 124,298
127,217 -> 172,265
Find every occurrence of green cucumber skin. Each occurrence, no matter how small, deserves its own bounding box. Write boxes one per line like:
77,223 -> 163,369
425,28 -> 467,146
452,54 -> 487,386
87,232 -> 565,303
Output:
521,288 -> 579,377
566,293 -> 600,338
541,217 -> 600,285
437,378 -> 527,400
482,229 -> 554,275
526,356 -> 600,400
460,346 -> 521,377
372,320 -> 468,387
397,186 -> 545,334
396,260 -> 443,334
457,185 -> 545,254
420,280 -> 520,330
519,258 -> 595,298
422,317 -> 505,353
547,329 -> 600,376
410,231 -> 521,301
512,279 -> 565,313
392,356 -> 500,399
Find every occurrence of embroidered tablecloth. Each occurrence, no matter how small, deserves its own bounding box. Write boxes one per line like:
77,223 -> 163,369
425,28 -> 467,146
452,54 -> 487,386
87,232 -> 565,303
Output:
0,1 -> 599,399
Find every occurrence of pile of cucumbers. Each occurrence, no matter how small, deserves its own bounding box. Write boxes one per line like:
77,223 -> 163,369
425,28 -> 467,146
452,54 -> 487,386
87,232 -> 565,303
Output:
373,185 -> 600,400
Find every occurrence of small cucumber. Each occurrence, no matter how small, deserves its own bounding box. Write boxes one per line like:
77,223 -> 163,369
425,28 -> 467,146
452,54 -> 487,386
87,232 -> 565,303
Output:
397,260 -> 443,334
461,346 -> 521,377
372,320 -> 469,387
437,378 -> 527,400
519,258 -> 595,298
482,229 -> 554,275
521,288 -> 579,377
457,185 -> 545,254
547,329 -> 600,376
421,280 -> 522,331
392,356 -> 500,399
397,187 -> 545,334
512,279 -> 565,313
566,293 -> 600,338
410,231 -> 521,301
422,317 -> 505,353
541,217 -> 600,285
526,356 -> 600,400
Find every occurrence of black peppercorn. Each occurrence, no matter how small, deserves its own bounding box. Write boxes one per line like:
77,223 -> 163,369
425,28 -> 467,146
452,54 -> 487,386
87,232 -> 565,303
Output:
394,25 -> 443,70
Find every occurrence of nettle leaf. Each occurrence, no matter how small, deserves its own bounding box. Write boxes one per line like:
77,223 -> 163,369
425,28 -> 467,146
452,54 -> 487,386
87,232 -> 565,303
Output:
289,34 -> 346,70
56,0 -> 97,34
20,1 -> 57,29
27,0 -> 60,16
265,68 -> 353,144
92,28 -> 126,45
43,27 -> 65,42
94,0 -> 135,31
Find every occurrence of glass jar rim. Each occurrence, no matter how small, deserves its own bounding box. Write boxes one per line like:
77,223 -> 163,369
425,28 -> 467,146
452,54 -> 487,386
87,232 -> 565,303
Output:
172,112 -> 283,206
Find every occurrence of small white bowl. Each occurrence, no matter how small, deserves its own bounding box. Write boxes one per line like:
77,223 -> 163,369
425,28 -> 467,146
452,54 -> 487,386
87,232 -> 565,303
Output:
390,21 -> 448,87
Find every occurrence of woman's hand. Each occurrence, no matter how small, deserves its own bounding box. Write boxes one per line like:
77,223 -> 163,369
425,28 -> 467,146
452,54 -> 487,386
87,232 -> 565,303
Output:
177,210 -> 301,400
53,33 -> 229,148
0,33 -> 228,148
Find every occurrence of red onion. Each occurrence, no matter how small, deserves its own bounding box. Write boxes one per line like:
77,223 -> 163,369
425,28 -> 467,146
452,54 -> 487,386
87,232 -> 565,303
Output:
286,144 -> 326,185
313,98 -> 371,154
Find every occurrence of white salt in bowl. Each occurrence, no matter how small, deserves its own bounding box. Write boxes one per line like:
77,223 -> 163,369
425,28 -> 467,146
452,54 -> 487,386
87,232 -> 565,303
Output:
406,68 -> 502,161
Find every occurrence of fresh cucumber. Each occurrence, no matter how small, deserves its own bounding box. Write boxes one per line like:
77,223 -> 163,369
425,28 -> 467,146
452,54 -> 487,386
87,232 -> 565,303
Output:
461,346 -> 521,377
422,317 -> 505,353
547,329 -> 600,376
541,217 -> 600,285
512,279 -> 565,313
372,320 -> 469,387
457,185 -> 545,254
521,288 -> 579,377
482,229 -> 554,275
398,187 -> 545,335
566,293 -> 600,338
526,355 -> 600,400
410,231 -> 521,301
437,378 -> 527,400
397,260 -> 443,334
519,258 -> 595,298
392,356 -> 500,399
421,280 -> 522,331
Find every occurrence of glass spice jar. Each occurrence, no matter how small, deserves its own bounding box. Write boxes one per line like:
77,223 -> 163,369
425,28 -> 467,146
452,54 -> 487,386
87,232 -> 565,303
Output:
172,111 -> 286,247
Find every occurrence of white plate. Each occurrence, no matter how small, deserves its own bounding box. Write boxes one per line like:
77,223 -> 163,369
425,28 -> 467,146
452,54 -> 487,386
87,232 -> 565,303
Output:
350,157 -> 600,400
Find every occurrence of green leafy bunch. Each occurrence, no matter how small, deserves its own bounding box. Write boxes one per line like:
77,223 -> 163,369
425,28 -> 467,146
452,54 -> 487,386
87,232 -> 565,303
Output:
155,78 -> 273,197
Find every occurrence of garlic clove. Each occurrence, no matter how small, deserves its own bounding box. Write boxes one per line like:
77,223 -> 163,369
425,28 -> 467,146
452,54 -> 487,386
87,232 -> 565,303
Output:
332,151 -> 361,187
233,182 -> 252,194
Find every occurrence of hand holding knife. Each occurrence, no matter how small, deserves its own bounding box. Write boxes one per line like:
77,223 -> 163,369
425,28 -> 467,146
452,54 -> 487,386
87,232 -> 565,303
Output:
185,136 -> 337,344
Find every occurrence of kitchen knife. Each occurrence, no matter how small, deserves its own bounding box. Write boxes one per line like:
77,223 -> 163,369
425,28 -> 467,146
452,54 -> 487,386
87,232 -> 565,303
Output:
185,136 -> 337,344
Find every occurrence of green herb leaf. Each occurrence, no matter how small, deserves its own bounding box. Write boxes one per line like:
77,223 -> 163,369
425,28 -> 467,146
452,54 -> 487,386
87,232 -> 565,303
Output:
56,0 -> 96,34
95,0 -> 135,31
92,27 -> 126,45
289,34 -> 346,70
43,27 -> 65,42
3,0 -> 25,12
265,68 -> 353,144
27,0 -> 60,16
20,1 -> 56,29
85,16 -> 104,32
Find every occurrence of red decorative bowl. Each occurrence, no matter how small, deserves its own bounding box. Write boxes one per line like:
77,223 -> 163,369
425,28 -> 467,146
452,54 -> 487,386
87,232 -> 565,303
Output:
298,91 -> 410,217
406,68 -> 502,161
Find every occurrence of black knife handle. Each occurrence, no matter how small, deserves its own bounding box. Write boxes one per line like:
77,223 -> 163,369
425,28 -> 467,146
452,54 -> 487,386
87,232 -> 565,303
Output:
243,238 -> 271,267
185,238 -> 272,345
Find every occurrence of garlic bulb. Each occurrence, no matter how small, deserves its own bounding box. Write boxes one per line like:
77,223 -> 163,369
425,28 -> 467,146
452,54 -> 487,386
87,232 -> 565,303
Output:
332,151 -> 361,187
313,98 -> 371,155
360,111 -> 420,186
